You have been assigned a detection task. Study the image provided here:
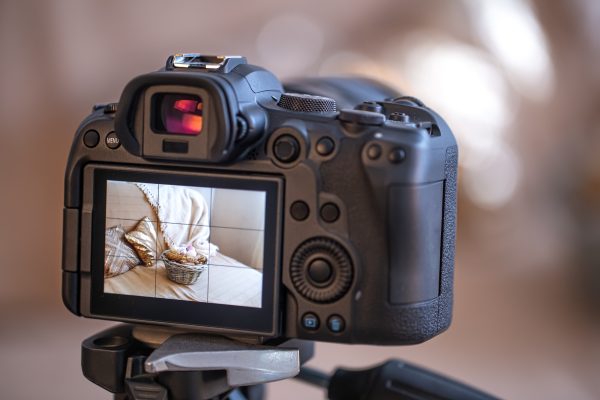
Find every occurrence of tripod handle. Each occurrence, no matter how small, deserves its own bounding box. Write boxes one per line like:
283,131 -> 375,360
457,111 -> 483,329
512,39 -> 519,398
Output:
325,360 -> 498,400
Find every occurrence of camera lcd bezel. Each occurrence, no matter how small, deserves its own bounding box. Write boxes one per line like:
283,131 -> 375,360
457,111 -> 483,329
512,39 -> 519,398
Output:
82,165 -> 283,336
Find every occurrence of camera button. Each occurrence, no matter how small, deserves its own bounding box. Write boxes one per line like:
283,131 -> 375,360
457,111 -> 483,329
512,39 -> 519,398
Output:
308,258 -> 333,284
366,143 -> 382,160
388,148 -> 406,164
316,137 -> 335,156
327,315 -> 345,333
105,131 -> 121,149
273,135 -> 300,163
83,130 -> 100,148
291,201 -> 310,221
302,313 -> 320,330
389,112 -> 410,123
320,203 -> 340,223
355,101 -> 383,113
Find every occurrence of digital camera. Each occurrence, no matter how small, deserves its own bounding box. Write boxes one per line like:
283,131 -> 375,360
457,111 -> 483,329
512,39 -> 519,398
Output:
62,54 -> 458,345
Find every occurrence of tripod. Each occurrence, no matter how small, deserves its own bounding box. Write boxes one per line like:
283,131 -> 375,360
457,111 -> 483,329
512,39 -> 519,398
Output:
82,324 -> 498,400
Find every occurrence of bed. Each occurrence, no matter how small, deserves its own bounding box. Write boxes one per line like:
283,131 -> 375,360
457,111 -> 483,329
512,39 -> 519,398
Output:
103,180 -> 263,308
104,252 -> 263,308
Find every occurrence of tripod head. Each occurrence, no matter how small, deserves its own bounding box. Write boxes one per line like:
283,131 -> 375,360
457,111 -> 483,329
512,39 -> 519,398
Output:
82,324 -> 497,400
82,324 -> 313,400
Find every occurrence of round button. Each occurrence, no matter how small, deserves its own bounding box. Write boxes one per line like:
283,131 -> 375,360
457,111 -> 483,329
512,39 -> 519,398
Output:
366,144 -> 382,160
307,258 -> 333,284
389,112 -> 410,123
290,201 -> 309,221
302,313 -> 320,330
320,203 -> 340,223
105,131 -> 121,149
356,101 -> 383,113
273,135 -> 300,163
316,137 -> 335,156
327,315 -> 345,333
388,148 -> 406,164
83,130 -> 100,148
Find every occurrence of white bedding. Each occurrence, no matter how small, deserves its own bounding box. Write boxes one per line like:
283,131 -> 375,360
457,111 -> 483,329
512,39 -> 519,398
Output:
104,252 -> 262,308
134,182 -> 216,257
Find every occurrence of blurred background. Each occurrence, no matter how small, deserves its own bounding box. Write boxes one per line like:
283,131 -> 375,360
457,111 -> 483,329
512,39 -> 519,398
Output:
1,0 -> 599,398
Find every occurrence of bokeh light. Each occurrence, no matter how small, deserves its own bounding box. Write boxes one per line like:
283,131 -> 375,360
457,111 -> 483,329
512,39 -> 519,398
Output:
257,13 -> 325,77
381,33 -> 520,209
465,0 -> 555,101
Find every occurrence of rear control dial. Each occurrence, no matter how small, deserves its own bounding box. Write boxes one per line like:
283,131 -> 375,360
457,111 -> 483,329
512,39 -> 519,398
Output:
290,237 -> 353,303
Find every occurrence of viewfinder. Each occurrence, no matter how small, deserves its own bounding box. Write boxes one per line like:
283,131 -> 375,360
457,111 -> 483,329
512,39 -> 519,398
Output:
153,93 -> 203,135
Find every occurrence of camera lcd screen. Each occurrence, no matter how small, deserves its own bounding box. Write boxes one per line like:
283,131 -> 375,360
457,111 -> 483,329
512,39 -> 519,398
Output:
153,93 -> 203,135
104,180 -> 266,307
89,168 -> 280,334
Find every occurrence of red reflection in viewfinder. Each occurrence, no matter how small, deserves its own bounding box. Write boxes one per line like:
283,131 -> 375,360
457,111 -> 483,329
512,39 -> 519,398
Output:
174,99 -> 199,113
181,114 -> 203,133
161,94 -> 203,135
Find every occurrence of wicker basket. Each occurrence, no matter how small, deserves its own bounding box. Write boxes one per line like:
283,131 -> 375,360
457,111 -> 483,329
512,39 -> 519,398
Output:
160,252 -> 207,285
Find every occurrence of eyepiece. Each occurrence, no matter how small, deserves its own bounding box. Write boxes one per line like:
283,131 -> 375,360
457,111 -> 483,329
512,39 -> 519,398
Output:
154,93 -> 204,136
115,57 -> 280,163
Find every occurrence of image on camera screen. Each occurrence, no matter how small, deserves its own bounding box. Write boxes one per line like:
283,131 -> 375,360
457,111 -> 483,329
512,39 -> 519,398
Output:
103,180 -> 266,308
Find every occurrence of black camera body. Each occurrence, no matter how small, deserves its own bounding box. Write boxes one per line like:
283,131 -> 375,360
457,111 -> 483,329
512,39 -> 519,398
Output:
62,55 -> 458,345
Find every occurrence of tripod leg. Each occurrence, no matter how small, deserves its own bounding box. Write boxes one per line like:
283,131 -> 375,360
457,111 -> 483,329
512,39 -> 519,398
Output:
328,360 -> 498,400
237,385 -> 265,400
296,360 -> 499,400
